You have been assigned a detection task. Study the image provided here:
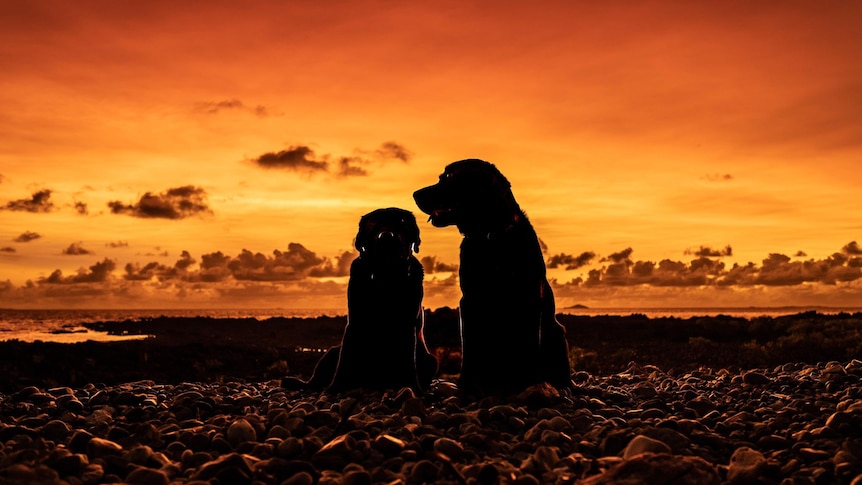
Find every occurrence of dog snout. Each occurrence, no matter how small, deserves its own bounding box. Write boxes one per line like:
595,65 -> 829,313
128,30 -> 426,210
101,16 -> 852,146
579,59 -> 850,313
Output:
377,230 -> 396,241
376,230 -> 401,249
413,186 -> 435,213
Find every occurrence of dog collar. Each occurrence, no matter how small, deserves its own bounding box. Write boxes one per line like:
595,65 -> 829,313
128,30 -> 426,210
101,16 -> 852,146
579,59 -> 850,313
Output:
484,213 -> 521,240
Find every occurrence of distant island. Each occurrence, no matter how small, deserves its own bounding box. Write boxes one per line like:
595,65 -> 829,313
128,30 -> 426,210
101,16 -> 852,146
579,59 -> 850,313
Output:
565,304 -> 589,309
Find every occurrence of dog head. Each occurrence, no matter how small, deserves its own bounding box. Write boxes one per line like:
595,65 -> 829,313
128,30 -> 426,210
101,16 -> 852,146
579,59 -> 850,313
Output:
354,207 -> 420,262
413,159 -> 521,235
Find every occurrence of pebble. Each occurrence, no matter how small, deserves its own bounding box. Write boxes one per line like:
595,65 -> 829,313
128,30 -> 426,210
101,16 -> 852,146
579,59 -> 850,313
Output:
622,434 -> 672,458
125,466 -> 171,485
226,417 -> 257,446
86,437 -> 124,458
433,437 -> 465,460
582,453 -> 720,484
728,446 -> 767,484
0,362 -> 858,484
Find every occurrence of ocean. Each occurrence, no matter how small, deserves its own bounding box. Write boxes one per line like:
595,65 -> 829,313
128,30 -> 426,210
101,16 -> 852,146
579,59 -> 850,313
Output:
1,306 -> 858,343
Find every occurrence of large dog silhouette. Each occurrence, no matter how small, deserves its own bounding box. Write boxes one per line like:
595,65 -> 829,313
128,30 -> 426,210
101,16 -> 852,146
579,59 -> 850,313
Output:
414,159 -> 572,394
305,208 -> 437,392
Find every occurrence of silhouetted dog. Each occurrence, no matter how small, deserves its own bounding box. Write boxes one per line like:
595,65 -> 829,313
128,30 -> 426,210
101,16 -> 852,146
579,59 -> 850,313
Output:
414,159 -> 573,395
305,208 -> 437,392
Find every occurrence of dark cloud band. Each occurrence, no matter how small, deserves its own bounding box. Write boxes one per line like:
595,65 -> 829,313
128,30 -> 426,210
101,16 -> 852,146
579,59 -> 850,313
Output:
3,190 -> 55,213
251,142 -> 412,177
109,185 -> 212,219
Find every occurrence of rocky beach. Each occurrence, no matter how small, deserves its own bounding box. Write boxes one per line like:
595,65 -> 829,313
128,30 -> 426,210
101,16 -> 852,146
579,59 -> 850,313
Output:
1,310 -> 862,484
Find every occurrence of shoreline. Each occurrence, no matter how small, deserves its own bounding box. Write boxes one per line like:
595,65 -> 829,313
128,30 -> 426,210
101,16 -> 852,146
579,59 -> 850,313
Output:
3,305 -> 860,343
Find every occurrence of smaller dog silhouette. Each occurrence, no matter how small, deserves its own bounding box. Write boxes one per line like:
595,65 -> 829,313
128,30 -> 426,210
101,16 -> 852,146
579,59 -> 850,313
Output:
305,208 -> 437,392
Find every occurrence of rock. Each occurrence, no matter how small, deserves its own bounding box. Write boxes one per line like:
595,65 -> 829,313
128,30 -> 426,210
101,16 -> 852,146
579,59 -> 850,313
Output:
312,435 -> 355,470
742,371 -> 770,385
517,382 -> 563,408
756,434 -> 791,450
374,434 -> 406,456
283,471 -> 315,485
125,445 -> 155,466
580,453 -> 720,485
825,411 -> 854,430
687,396 -> 715,417
798,447 -> 833,462
342,469 -> 373,485
639,408 -> 667,420
522,446 -> 561,473
191,452 -> 258,481
821,363 -> 847,382
86,437 -> 124,458
125,467 -> 170,485
80,463 -> 105,484
727,447 -> 767,484
401,397 -> 426,417
642,427 -> 690,453
46,451 -> 89,475
433,437 -> 465,460
227,418 -> 257,446
623,435 -> 672,458
410,459 -> 439,483
40,420 -> 72,442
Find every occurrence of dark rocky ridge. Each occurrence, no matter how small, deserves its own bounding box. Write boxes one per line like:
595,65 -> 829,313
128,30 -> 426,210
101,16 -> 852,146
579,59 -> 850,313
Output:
1,309 -> 861,392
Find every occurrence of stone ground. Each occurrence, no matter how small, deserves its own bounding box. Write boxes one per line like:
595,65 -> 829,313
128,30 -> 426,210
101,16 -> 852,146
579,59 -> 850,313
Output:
1,360 -> 861,484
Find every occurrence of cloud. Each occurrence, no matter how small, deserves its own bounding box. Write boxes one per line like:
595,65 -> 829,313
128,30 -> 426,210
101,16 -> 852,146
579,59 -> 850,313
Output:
538,238 -> 549,255
189,243 -> 331,283
721,251 -> 862,287
253,146 -> 329,173
3,189 -> 56,213
602,248 -> 634,264
74,201 -> 88,215
420,255 -> 459,274
62,243 -> 93,255
375,141 -> 413,162
684,245 -> 733,257
843,241 -> 862,256
230,244 -> 327,281
336,157 -> 369,177
14,231 -> 41,243
41,259 -> 117,285
106,241 -> 129,248
1,247 -> 15,253
175,250 -> 196,270
702,173 -> 734,182
123,252 -> 196,281
251,142 -> 412,177
1,243 -> 441,308
6,238 -> 862,310
194,99 -> 270,117
108,185 -> 212,219
548,251 -> 596,270
309,250 -> 356,277
558,242 -> 862,289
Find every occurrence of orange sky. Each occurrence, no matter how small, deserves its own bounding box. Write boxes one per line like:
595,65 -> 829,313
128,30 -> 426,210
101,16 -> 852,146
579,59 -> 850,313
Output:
2,1 -> 862,310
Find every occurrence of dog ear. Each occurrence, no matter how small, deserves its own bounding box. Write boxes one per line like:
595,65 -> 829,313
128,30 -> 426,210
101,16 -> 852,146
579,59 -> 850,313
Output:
354,214 -> 370,253
406,212 -> 421,253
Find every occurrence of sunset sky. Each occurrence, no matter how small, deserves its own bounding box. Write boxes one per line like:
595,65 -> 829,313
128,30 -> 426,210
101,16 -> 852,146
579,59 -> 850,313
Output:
2,1 -> 862,310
